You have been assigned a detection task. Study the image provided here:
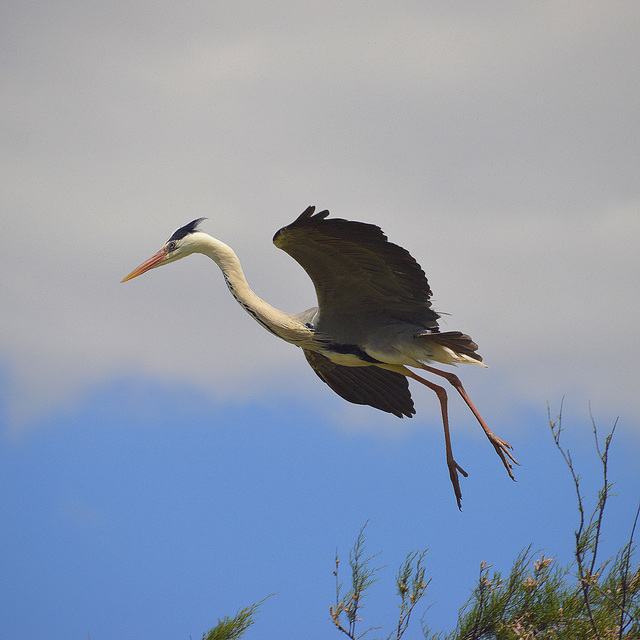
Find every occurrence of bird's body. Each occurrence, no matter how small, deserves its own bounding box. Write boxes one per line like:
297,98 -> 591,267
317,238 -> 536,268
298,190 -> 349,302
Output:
122,207 -> 517,507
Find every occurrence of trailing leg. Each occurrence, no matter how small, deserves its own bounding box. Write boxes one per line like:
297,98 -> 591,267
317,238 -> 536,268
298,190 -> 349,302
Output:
406,370 -> 468,509
419,364 -> 518,479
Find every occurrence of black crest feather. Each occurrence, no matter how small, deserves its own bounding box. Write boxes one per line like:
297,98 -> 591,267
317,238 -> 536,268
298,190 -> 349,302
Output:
168,218 -> 206,242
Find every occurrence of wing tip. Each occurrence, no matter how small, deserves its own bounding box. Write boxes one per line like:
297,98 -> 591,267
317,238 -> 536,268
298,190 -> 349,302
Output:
273,206 -> 331,245
296,206 -> 330,224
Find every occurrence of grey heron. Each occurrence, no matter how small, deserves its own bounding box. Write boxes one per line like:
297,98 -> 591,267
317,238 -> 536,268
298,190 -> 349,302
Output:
122,206 -> 517,508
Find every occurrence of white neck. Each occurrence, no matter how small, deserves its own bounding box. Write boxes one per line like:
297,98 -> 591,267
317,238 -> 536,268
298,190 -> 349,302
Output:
194,233 -> 303,340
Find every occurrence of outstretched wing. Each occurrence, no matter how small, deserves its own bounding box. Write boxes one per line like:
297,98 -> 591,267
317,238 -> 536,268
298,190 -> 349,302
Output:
303,349 -> 415,418
273,207 -> 438,326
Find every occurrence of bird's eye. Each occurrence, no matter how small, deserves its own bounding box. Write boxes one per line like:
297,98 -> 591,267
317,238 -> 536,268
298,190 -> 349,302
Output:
167,241 -> 177,251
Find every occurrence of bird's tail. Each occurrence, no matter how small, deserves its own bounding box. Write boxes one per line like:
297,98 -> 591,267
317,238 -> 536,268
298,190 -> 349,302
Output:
416,330 -> 486,366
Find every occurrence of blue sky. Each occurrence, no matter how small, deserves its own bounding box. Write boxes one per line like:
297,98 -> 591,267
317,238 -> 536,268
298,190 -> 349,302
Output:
3,382 -> 638,638
2,2 -> 640,638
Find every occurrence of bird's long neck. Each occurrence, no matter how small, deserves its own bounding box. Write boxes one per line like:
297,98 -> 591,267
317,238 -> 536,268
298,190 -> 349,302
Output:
198,235 -> 302,341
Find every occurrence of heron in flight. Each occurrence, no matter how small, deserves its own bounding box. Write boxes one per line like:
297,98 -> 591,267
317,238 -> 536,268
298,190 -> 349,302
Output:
122,206 -> 516,507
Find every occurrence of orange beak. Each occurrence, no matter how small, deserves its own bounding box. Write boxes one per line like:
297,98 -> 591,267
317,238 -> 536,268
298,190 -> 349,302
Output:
121,248 -> 168,283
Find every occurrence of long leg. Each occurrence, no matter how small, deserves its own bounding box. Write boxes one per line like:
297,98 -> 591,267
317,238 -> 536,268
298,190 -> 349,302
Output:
419,364 -> 519,479
405,370 -> 468,509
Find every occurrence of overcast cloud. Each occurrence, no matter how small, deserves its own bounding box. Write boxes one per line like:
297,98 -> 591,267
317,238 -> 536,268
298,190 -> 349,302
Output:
2,1 -> 639,435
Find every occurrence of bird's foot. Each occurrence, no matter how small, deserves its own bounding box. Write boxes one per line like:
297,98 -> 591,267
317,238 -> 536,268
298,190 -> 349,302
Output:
488,434 -> 519,481
447,457 -> 469,510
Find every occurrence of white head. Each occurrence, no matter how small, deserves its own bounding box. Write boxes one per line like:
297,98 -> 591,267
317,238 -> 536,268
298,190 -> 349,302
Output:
121,219 -> 208,282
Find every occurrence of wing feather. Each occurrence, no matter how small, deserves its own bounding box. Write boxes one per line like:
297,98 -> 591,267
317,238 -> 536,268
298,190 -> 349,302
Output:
273,207 -> 438,326
303,349 -> 415,418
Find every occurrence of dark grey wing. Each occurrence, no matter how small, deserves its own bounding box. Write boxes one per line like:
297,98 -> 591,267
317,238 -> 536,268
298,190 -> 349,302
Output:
303,349 -> 415,418
273,207 -> 439,326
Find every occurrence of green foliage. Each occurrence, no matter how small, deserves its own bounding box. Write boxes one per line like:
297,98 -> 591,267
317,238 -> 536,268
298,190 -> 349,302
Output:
329,523 -> 433,640
395,550 -> 431,640
203,596 -> 270,640
330,521 -> 386,639
443,548 -> 639,639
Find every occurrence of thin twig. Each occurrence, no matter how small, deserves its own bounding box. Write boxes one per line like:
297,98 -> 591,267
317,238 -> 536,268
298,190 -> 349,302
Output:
549,401 -> 602,638
588,406 -> 618,578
